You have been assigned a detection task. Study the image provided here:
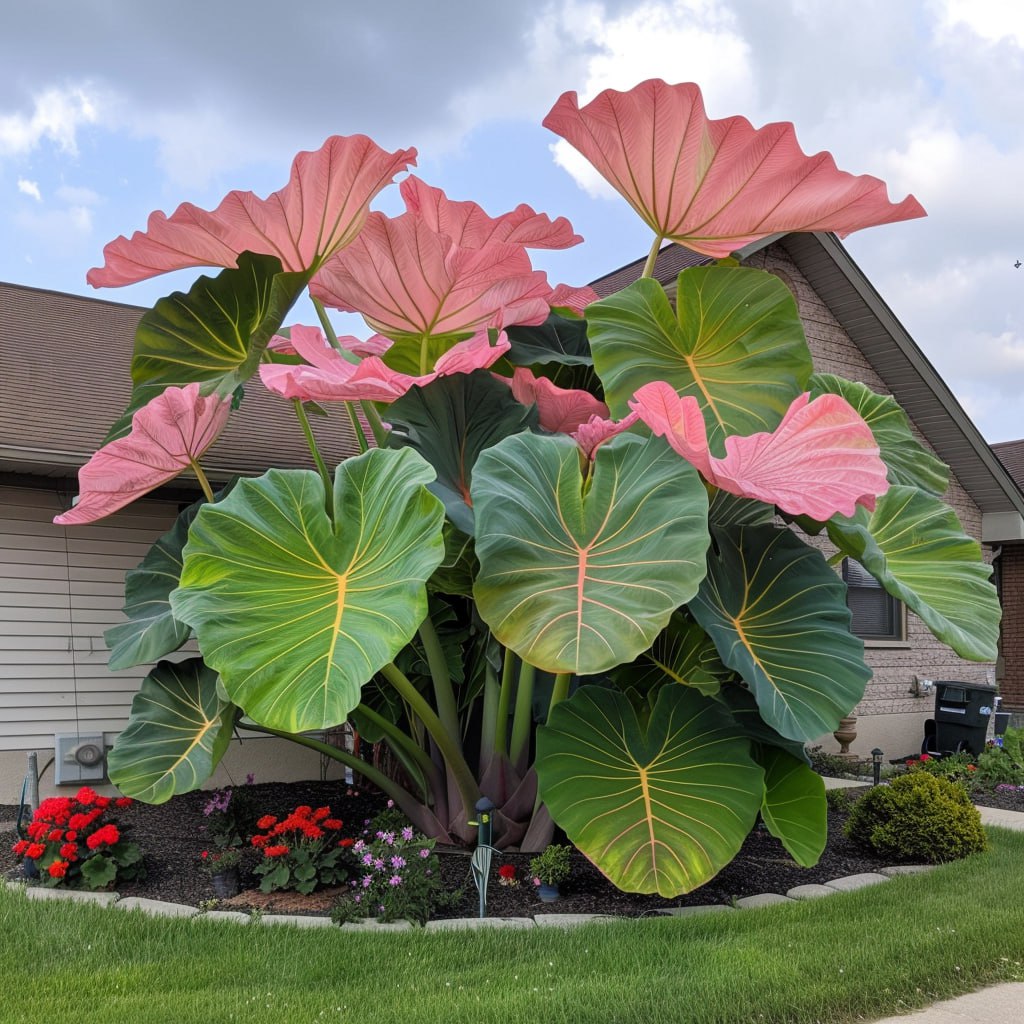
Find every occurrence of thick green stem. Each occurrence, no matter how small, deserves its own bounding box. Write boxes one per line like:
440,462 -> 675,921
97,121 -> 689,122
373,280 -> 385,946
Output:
292,399 -> 334,519
189,459 -> 215,504
380,662 -> 480,815
345,403 -> 369,455
641,233 -> 665,279
478,663 -> 499,772
494,647 -> 516,756
312,298 -> 356,362
418,617 -> 460,743
509,661 -> 536,772
353,703 -> 436,780
548,672 -> 571,720
360,401 -> 389,448
828,550 -> 846,568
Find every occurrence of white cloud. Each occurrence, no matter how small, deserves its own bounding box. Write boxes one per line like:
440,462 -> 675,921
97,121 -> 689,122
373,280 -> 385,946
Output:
0,86 -> 100,158
17,178 -> 41,201
55,184 -> 99,206
939,0 -> 1024,48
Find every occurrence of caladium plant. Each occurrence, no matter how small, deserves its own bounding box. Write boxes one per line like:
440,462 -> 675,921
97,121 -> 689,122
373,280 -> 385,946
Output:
63,79 -> 999,897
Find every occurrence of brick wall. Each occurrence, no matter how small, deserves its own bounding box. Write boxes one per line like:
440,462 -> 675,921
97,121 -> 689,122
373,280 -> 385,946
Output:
998,544 -> 1024,709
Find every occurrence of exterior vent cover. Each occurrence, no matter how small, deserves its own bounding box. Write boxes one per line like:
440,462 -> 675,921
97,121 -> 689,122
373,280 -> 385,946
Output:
54,733 -> 107,785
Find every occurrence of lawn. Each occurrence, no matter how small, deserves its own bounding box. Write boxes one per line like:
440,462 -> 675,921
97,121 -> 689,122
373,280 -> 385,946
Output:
4,829 -> 1024,1024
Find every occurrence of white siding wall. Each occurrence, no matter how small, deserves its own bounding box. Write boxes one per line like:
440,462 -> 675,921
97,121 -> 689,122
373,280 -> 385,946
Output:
0,484 -> 180,749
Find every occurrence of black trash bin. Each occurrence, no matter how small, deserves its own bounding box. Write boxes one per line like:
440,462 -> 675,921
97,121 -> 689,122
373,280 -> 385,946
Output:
923,682 -> 997,757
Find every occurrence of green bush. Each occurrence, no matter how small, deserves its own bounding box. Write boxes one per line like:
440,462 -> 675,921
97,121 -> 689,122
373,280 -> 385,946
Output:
973,747 -> 1024,788
845,773 -> 987,864
825,788 -> 855,813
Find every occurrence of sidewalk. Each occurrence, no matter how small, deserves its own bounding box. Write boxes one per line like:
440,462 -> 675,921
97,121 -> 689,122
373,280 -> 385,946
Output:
823,776 -> 1024,1022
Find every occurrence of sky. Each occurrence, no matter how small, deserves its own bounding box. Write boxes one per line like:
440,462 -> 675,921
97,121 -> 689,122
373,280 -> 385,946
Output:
2,0 -> 1023,440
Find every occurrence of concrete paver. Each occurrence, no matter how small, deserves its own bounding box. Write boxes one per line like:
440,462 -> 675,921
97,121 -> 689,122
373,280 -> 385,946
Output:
24,886 -> 119,906
734,892 -> 796,909
656,904 -> 735,917
825,872 -> 890,892
425,916 -> 535,931
114,897 -> 198,918
868,982 -> 1024,1023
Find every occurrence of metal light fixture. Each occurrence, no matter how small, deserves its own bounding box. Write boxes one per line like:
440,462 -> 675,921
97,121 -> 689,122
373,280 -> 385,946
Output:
871,748 -> 884,787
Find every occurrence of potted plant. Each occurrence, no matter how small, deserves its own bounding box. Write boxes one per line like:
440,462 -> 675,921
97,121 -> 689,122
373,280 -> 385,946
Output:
529,844 -> 572,902
199,847 -> 242,897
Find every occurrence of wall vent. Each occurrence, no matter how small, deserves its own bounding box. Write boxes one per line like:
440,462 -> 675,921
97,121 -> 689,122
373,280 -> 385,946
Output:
54,733 -> 107,785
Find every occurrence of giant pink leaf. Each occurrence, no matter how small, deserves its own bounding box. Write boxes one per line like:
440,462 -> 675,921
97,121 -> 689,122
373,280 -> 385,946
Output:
630,381 -> 888,518
548,282 -> 600,315
572,412 -> 639,459
53,384 -> 231,526
504,367 -> 608,433
311,211 -> 553,341
400,175 -> 582,250
544,79 -> 925,257
88,136 -> 417,287
260,328 -> 510,404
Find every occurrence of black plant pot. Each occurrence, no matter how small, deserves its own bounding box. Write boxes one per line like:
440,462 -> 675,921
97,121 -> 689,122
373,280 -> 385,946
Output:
211,869 -> 240,899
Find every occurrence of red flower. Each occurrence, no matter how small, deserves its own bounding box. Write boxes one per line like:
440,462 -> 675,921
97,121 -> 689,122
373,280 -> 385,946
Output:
76,786 -> 98,806
48,829 -> 63,842
68,813 -> 90,831
11,840 -> 28,856
968,765 -> 977,771
26,821 -> 46,840
256,815 -> 277,830
920,754 -> 931,762
95,796 -> 111,810
264,845 -> 289,858
312,807 -> 331,822
85,824 -> 120,850
59,843 -> 78,860
294,805 -> 313,818
25,843 -> 46,859
47,860 -> 69,879
339,838 -> 355,848
498,864 -> 517,881
65,831 -> 77,842
200,850 -> 210,859
115,797 -> 133,808
251,834 -> 269,848
323,818 -> 343,831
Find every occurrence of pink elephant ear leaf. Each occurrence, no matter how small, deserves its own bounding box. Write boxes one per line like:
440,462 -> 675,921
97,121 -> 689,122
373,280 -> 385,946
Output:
572,412 -> 640,460
53,384 -> 231,526
88,136 -> 417,287
548,282 -> 600,315
399,175 -> 582,250
543,79 -> 925,258
509,367 -> 608,433
710,393 -> 889,519
433,332 -> 511,375
628,381 -> 713,478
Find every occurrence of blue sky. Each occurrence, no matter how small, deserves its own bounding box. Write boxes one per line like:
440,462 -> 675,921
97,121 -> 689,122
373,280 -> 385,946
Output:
3,0 -> 1022,440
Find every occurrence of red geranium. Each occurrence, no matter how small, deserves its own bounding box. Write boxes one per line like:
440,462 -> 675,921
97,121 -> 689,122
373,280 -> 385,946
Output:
256,814 -> 277,830
264,845 -> 290,858
47,860 -> 69,879
339,838 -> 355,848
25,843 -> 46,859
498,864 -> 517,880
85,824 -> 120,850
115,797 -> 133,809
59,842 -> 78,860
323,818 -> 343,830
12,840 -> 28,856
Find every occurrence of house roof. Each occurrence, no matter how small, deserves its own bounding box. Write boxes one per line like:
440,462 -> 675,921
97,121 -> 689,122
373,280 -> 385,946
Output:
993,440 -> 1024,487
1,281 -> 359,484
591,235 -> 1024,542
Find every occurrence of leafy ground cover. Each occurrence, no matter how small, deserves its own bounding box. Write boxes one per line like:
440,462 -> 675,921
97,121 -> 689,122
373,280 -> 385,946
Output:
3,828 -> 1023,1024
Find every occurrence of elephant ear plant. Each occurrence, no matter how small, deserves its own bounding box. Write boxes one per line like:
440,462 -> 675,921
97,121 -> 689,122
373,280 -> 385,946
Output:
60,78 -> 1000,897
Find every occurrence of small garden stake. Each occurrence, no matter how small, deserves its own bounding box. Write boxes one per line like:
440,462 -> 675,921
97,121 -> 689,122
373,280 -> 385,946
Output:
469,796 -> 495,918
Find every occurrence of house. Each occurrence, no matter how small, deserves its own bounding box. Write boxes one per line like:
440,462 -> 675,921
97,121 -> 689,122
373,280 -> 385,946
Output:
3,230 -> 1022,802
0,282 -> 360,802
991,440 -> 1024,714
592,234 -> 1024,757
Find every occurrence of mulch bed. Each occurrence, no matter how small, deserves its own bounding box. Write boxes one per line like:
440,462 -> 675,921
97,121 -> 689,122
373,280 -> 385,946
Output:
2,779 -> 1021,920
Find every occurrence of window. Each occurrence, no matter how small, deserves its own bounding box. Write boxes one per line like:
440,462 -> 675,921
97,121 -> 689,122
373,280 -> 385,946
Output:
842,559 -> 904,642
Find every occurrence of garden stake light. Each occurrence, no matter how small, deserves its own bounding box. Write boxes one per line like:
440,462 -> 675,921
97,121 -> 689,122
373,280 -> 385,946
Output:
469,796 -> 495,918
872,748 -> 884,786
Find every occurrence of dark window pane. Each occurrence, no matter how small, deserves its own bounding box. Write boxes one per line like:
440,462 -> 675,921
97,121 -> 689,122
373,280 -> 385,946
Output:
843,559 -> 903,641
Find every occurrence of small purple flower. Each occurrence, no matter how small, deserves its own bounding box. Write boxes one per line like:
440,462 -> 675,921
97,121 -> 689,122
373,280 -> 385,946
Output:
401,826 -> 414,842
387,799 -> 395,809
361,853 -> 374,866
353,894 -> 362,904
425,869 -> 432,877
418,848 -> 430,859
353,839 -> 365,852
389,874 -> 402,886
382,831 -> 395,846
373,857 -> 385,870
245,773 -> 256,785
390,855 -> 406,869
362,875 -> 373,888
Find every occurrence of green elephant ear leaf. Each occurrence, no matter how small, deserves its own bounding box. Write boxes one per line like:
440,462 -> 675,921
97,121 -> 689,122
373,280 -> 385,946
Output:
537,684 -> 763,896
690,525 -> 871,741
826,485 -> 999,661
106,658 -> 235,804
106,252 -> 308,440
170,448 -> 445,732
757,746 -> 827,867
504,312 -> 593,367
587,267 -> 812,452
613,612 -> 729,697
105,482 -> 237,671
810,373 -> 949,496
386,370 -> 539,535
472,432 -> 710,674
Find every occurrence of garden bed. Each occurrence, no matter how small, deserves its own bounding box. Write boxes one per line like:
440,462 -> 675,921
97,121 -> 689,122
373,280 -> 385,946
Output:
0,776 -> 982,921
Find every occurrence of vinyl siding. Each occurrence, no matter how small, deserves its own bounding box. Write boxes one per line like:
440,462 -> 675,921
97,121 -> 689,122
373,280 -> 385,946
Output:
0,484 -> 181,749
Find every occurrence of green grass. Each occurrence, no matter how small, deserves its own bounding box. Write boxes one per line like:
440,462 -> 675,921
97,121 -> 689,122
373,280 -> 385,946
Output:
4,829 -> 1024,1024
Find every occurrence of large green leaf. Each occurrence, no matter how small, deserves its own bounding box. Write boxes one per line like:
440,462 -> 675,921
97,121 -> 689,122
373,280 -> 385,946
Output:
107,252 -> 308,439
536,685 -> 763,896
170,448 -> 446,732
757,746 -> 827,867
105,482 -> 236,670
386,370 -> 538,535
472,432 -> 710,674
690,525 -> 871,741
826,485 -> 1000,661
587,267 -> 812,451
810,373 -> 949,496
612,612 -> 730,697
504,313 -> 593,367
106,658 -> 235,804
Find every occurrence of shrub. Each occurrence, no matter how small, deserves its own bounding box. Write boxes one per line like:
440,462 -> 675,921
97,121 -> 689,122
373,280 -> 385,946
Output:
11,786 -> 144,889
972,746 -> 1024,789
529,843 -> 573,886
904,752 -> 976,787
845,773 -> 987,863
250,804 -> 348,894
825,788 -> 855,813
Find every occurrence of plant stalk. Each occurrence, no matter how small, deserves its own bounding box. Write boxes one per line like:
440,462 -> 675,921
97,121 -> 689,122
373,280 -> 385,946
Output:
641,234 -> 664,279
509,661 -> 536,773
292,399 -> 334,519
189,459 -> 215,504
494,647 -> 516,756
